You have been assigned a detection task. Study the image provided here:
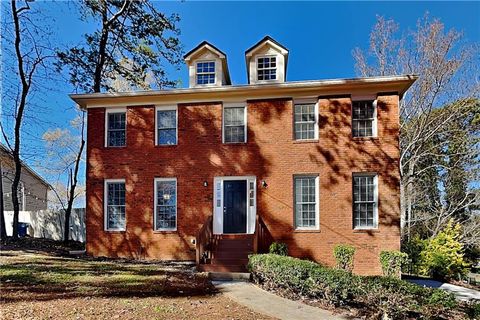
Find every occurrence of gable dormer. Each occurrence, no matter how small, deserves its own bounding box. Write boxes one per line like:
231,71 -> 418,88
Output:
245,36 -> 289,84
184,41 -> 231,88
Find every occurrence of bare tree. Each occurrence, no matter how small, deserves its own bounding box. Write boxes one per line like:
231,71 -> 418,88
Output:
42,110 -> 86,242
0,1 -> 53,239
353,14 -> 480,239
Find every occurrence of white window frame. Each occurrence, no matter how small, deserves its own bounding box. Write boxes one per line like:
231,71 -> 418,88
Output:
293,175 -> 320,231
154,177 -> 178,232
256,55 -> 277,82
155,105 -> 178,146
196,60 -> 216,86
222,103 -> 247,144
351,99 -> 377,138
105,108 -> 127,147
293,100 -> 319,141
352,173 -> 378,230
104,179 -> 126,232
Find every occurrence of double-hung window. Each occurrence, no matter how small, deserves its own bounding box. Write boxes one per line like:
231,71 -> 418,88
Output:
106,109 -> 126,147
294,103 -> 318,140
156,106 -> 177,145
257,56 -> 277,81
352,100 -> 376,137
353,174 -> 378,229
154,178 -> 177,231
104,179 -> 126,231
196,61 -> 215,85
294,175 -> 319,230
223,105 -> 246,143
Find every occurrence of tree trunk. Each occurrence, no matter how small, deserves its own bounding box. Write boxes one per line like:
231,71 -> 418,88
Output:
10,0 -> 30,240
63,113 -> 86,243
0,162 -> 7,241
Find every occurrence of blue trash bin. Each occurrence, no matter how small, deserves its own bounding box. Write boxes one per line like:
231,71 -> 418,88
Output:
18,222 -> 29,237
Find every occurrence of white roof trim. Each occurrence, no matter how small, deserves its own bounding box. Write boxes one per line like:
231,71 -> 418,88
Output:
184,44 -> 226,62
245,39 -> 288,57
70,75 -> 418,108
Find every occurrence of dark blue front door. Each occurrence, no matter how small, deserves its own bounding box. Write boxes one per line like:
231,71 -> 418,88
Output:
223,180 -> 247,233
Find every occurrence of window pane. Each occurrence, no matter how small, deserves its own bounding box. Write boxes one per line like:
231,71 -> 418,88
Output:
106,182 -> 125,230
225,126 -> 245,143
108,130 -> 126,147
196,61 -> 215,85
108,113 -> 125,130
157,110 -> 177,145
353,175 -> 376,228
294,176 -> 317,228
352,101 -> 374,137
224,107 -> 246,143
158,110 -> 176,128
257,56 -> 277,81
156,180 -> 177,230
294,104 -> 316,140
107,112 -> 126,147
158,129 -> 176,145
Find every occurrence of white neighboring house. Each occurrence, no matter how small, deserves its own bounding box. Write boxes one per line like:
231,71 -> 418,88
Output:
1,144 -> 86,242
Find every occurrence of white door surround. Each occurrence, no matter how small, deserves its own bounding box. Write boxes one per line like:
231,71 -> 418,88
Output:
213,176 -> 256,235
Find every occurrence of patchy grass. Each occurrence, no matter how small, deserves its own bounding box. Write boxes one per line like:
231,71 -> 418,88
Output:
0,247 -> 274,319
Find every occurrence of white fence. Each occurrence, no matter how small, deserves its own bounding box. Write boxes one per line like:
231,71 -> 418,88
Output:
4,208 -> 85,242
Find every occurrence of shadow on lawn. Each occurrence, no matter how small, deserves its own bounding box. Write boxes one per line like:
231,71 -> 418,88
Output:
0,252 -> 217,303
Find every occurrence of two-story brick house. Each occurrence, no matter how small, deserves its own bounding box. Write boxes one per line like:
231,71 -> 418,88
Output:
71,36 -> 416,275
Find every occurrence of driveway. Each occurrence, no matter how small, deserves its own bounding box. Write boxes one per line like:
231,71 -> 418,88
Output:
406,278 -> 480,301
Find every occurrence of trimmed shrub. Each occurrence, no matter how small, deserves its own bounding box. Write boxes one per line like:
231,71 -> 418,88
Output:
380,250 -> 409,278
333,244 -> 355,272
269,242 -> 288,256
419,220 -> 469,280
248,254 -> 459,319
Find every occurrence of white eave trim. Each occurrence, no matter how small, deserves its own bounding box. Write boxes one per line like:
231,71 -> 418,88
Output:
184,44 -> 226,62
245,39 -> 289,57
71,75 -> 417,108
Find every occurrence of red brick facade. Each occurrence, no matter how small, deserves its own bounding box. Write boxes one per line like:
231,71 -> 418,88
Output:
86,93 -> 401,275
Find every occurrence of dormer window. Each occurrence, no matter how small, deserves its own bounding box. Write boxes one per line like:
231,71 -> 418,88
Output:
257,56 -> 276,81
196,61 -> 216,85
184,41 -> 231,88
246,36 -> 288,84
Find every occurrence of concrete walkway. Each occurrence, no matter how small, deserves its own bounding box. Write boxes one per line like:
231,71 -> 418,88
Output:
406,278 -> 480,301
214,281 -> 350,320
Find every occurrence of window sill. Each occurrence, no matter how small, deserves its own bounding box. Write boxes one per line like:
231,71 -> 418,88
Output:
223,142 -> 248,145
294,229 -> 320,233
352,136 -> 379,141
353,228 -> 379,233
154,144 -> 178,148
293,139 -> 319,144
153,230 -> 178,234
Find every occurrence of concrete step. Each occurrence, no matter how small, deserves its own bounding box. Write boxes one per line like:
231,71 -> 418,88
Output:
211,258 -> 249,265
209,272 -> 251,281
216,242 -> 253,250
198,264 -> 247,273
213,251 -> 253,259
216,234 -> 254,240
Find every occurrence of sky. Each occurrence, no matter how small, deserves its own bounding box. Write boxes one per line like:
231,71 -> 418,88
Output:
1,1 -> 479,207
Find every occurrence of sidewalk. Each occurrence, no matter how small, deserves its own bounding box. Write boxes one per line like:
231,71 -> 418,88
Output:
214,281 -> 351,320
406,278 -> 480,301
